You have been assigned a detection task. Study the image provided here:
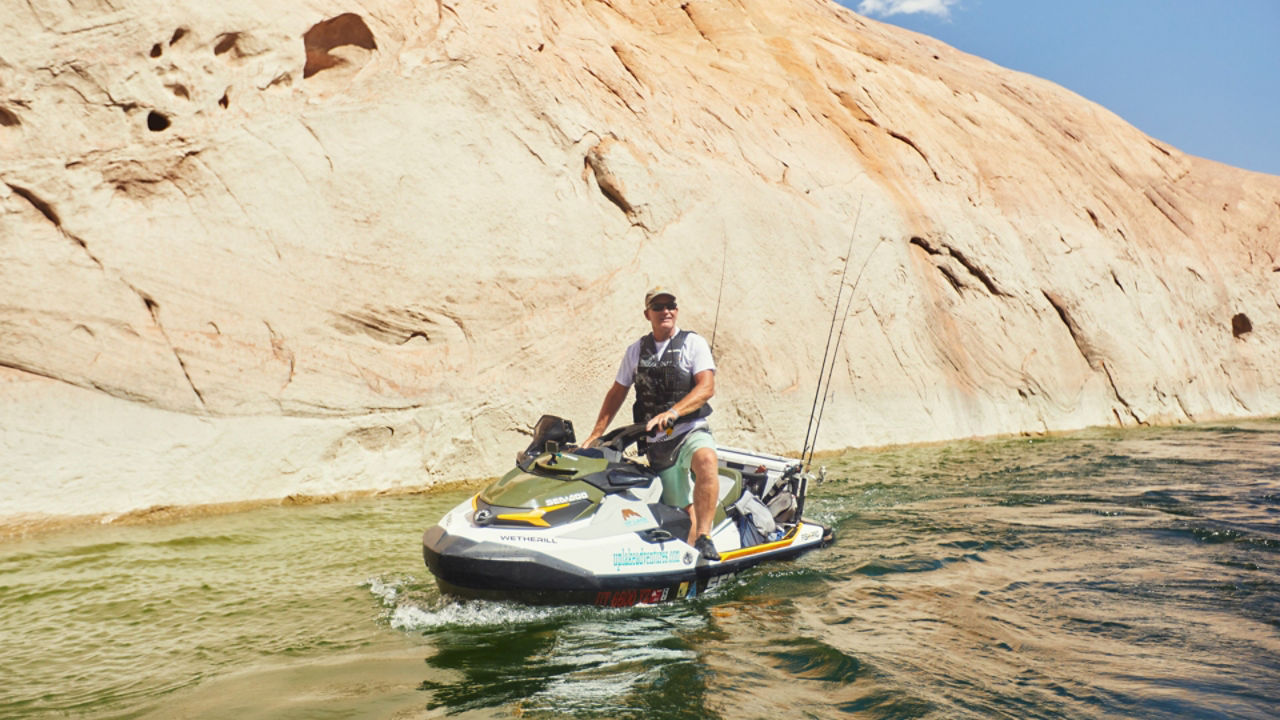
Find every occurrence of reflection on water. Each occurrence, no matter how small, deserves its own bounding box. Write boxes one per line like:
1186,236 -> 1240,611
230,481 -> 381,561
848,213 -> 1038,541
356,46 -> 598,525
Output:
3,421 -> 1279,719
413,609 -> 711,718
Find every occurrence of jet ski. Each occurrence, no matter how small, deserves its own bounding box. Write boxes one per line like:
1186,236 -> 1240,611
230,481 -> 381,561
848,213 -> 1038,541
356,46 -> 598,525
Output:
422,415 -> 834,606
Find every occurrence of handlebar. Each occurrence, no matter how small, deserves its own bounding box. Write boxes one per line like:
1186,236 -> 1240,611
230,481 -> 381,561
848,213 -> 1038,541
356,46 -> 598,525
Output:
595,422 -> 649,453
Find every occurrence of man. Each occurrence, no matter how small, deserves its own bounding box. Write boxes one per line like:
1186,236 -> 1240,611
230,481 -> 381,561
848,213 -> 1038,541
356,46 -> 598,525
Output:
581,286 -> 722,561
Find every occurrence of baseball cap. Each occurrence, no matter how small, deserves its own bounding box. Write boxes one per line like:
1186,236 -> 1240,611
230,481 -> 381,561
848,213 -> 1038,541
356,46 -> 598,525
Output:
643,285 -> 677,307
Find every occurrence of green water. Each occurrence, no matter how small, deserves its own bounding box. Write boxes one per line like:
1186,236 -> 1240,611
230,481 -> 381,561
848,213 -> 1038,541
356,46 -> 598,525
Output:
3,421 -> 1279,718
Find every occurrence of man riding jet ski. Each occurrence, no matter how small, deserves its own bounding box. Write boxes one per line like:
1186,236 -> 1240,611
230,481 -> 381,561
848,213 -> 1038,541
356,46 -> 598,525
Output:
579,285 -> 722,560
422,287 -> 832,605
422,415 -> 832,605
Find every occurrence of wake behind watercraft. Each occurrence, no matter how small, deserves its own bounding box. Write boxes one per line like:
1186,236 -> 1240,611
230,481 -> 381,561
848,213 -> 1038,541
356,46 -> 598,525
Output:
422,415 -> 833,606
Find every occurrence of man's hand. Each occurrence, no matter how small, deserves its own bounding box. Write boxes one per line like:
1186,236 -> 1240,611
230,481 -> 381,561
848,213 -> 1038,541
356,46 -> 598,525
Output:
645,410 -> 678,434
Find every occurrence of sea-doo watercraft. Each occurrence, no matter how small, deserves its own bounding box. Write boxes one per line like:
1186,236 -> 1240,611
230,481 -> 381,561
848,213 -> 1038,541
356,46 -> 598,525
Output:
422,415 -> 833,606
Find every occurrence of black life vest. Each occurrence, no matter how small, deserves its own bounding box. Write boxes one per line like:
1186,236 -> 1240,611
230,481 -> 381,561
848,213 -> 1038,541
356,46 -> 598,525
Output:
631,330 -> 713,424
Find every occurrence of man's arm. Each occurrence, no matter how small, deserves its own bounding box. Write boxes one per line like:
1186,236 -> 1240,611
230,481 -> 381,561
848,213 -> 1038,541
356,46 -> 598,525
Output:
644,369 -> 715,433
582,381 -> 630,447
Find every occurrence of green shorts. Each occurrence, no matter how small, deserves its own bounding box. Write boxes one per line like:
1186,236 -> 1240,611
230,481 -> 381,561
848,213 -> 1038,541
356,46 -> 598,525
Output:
657,429 -> 716,508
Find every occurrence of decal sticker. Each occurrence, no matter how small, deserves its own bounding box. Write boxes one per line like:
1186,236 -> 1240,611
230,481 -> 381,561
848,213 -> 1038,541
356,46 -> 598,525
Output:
638,588 -> 669,604
498,534 -> 557,544
620,508 -> 649,528
545,491 -> 588,505
594,588 -> 670,607
611,548 -> 682,568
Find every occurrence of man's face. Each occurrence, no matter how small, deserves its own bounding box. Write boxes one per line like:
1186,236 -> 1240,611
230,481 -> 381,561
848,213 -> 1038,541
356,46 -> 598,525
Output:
644,295 -> 678,334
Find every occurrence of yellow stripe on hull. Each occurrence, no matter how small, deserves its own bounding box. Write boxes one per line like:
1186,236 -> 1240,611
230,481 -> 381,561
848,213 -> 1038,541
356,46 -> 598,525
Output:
718,523 -> 805,562
495,502 -> 570,528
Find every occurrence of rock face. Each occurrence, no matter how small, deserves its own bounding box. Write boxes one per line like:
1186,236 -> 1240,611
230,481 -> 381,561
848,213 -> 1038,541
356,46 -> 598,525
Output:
2,0 -> 1278,526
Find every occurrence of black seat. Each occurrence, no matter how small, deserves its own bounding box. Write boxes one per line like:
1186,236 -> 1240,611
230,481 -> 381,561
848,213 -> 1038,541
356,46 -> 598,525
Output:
605,468 -> 654,490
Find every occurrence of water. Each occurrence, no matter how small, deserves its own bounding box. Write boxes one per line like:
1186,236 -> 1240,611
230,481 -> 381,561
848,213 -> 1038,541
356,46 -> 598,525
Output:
3,421 -> 1279,719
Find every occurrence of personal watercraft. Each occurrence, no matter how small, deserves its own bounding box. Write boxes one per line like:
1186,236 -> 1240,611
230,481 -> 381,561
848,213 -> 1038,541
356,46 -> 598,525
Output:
422,415 -> 834,606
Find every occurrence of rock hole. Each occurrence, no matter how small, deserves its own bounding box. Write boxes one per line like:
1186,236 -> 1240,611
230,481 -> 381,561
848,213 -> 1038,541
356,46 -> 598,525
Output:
908,236 -> 936,254
168,83 -> 190,100
1231,313 -> 1252,338
264,72 -> 292,89
584,150 -> 633,216
303,13 -> 377,78
150,43 -> 163,58
218,90 -> 230,109
170,27 -> 188,45
214,32 -> 240,56
0,106 -> 19,127
147,111 -> 171,132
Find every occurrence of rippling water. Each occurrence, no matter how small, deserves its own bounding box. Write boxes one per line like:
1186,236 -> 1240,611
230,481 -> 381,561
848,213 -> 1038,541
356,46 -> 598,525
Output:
3,421 -> 1279,719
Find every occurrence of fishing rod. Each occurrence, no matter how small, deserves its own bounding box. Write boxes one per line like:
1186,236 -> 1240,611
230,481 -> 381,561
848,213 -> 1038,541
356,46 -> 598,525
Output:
709,231 -> 728,355
800,198 -> 863,468
804,233 -> 884,472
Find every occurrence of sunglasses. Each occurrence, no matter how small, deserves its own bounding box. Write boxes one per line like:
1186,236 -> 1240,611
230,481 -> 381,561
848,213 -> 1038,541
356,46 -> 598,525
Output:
649,302 -> 678,312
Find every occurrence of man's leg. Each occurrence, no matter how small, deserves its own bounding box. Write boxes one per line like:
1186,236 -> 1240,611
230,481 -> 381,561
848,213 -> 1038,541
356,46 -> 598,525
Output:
688,446 -> 719,544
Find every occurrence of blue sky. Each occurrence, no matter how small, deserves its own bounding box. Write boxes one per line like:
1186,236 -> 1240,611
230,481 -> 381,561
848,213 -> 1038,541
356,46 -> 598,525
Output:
839,0 -> 1280,177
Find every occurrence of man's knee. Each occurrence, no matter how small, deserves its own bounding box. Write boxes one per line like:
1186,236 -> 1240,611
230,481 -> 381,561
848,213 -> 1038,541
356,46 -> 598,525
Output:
691,446 -> 718,479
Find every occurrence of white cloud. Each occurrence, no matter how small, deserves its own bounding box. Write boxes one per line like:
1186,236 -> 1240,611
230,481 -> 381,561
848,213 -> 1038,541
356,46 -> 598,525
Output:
856,0 -> 960,19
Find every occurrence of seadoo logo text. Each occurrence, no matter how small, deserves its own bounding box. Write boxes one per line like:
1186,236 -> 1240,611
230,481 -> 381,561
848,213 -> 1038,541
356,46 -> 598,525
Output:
545,491 -> 588,505
612,548 -> 681,568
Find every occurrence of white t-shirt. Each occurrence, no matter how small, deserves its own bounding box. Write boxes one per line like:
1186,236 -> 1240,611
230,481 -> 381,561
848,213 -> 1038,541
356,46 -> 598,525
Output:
615,328 -> 715,439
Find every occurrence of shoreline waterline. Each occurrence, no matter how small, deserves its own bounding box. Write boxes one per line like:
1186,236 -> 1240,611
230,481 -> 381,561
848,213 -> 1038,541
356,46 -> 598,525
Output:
0,478 -> 490,543
6,414 -> 1276,542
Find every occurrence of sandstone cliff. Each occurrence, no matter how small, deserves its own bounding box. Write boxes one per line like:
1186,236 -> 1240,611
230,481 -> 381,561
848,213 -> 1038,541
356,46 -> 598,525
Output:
3,0 -> 1278,527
